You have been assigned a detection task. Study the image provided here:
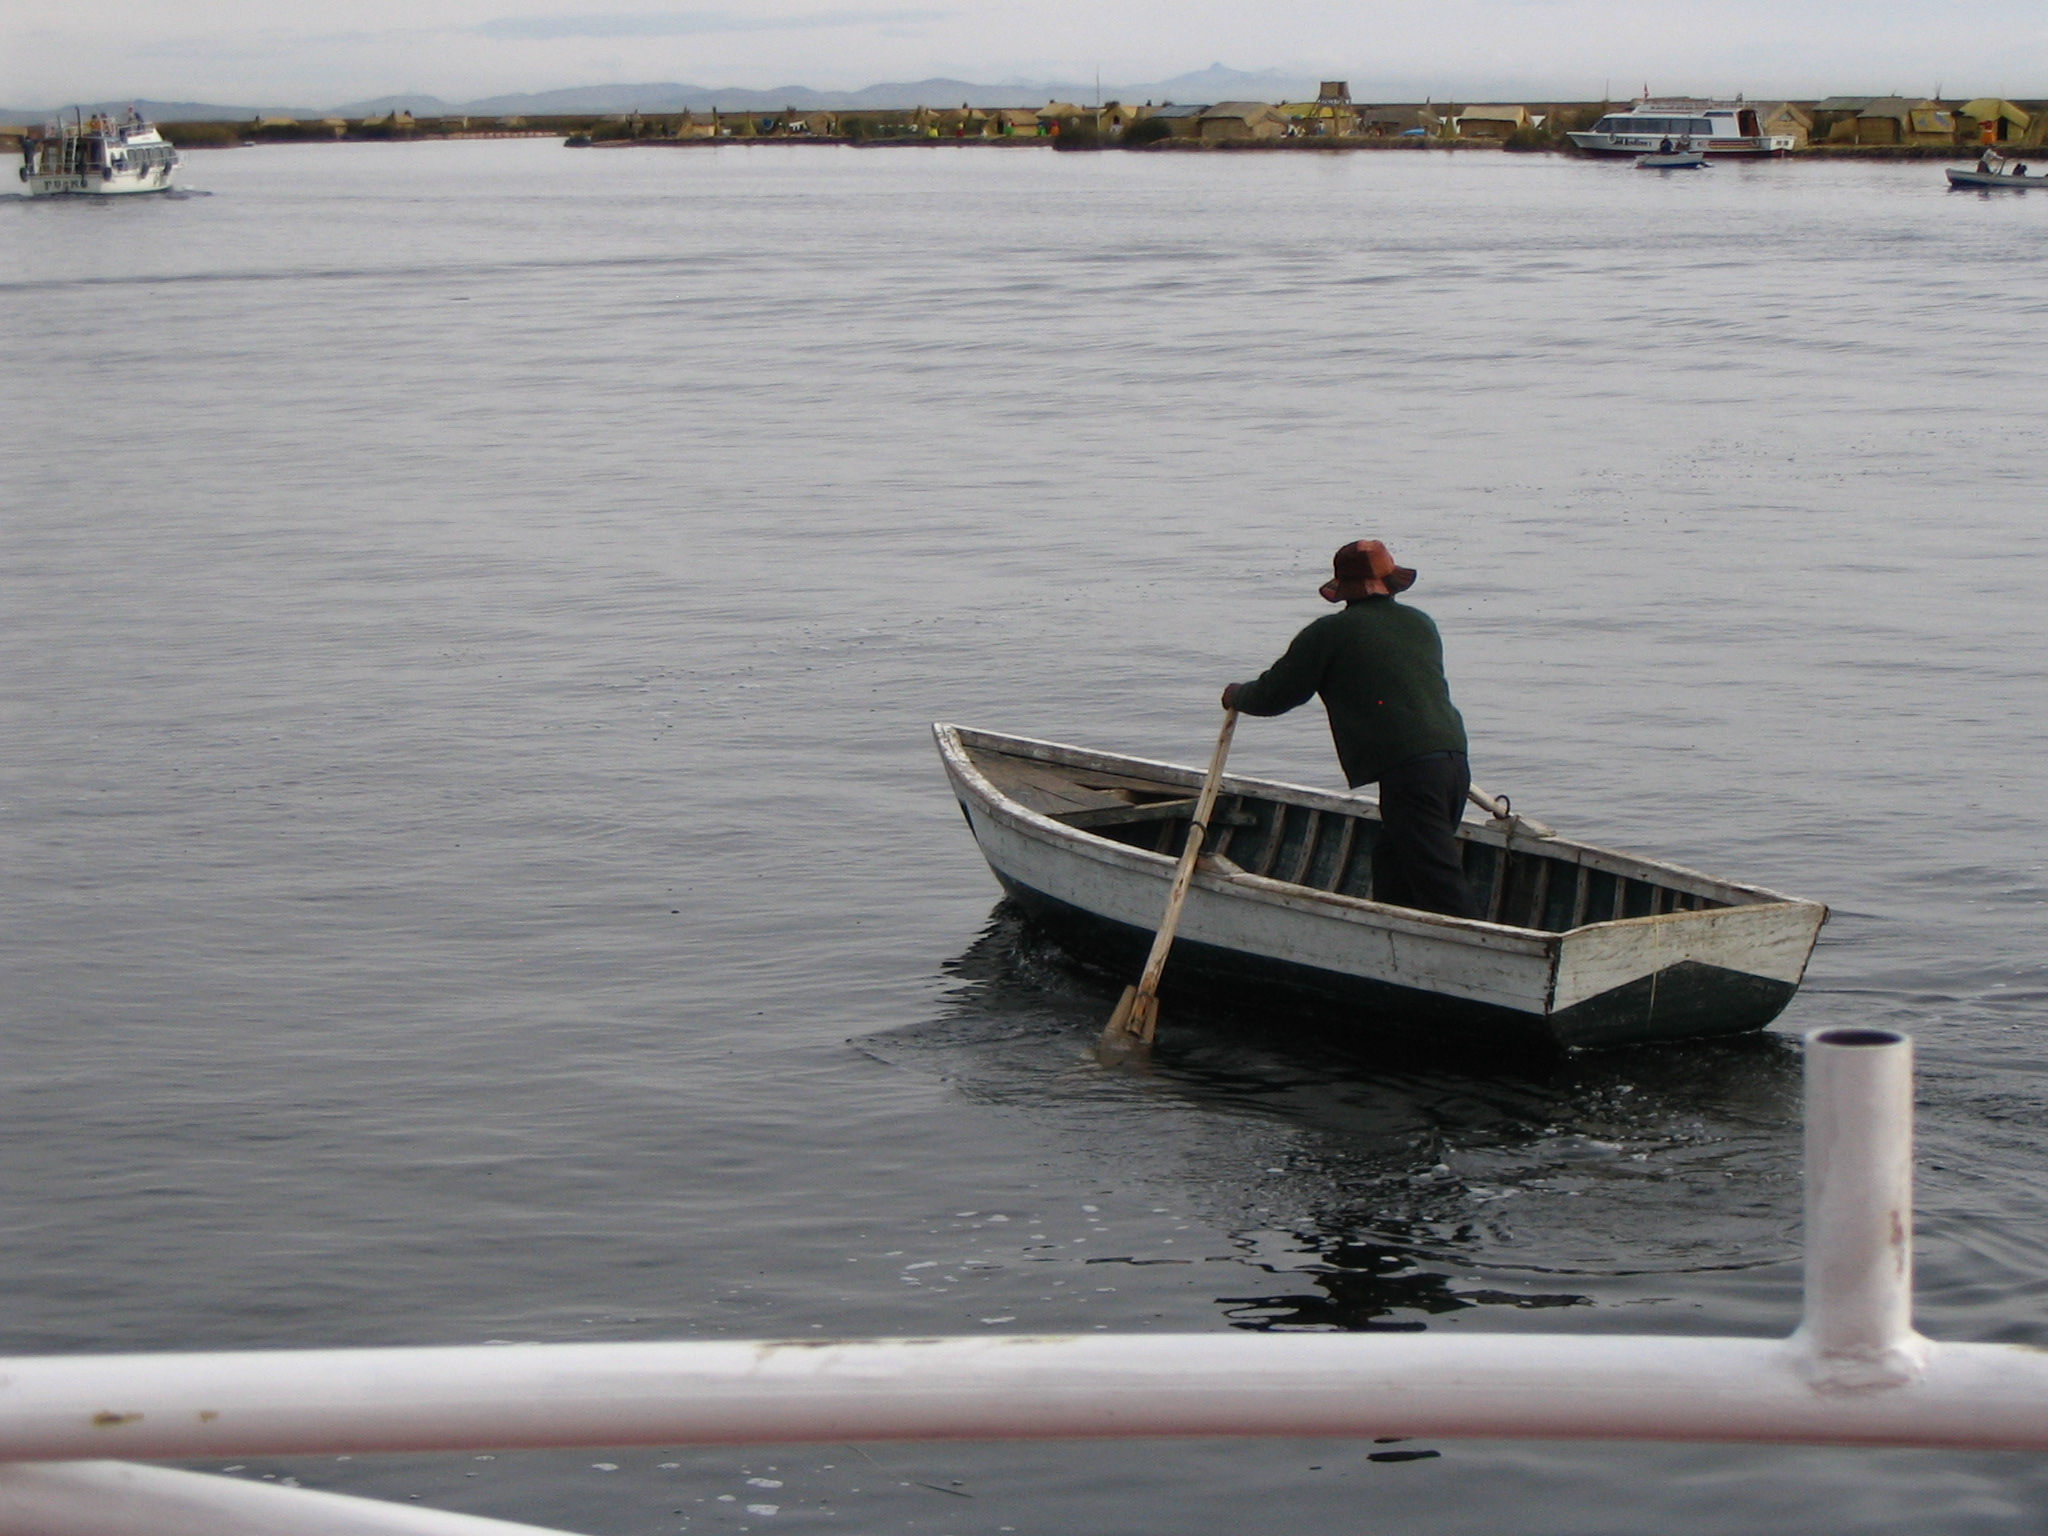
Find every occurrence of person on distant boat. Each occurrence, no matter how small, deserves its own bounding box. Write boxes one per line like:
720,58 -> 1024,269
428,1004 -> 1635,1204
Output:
1222,540 -> 1476,919
1658,137 -> 1674,154
1978,152 -> 1995,174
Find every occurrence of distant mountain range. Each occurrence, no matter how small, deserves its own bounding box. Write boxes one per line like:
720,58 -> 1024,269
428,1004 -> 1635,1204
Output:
0,99 -> 318,125
0,65 -> 1326,125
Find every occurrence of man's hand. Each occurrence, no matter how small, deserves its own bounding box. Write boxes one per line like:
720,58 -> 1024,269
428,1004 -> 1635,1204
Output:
1221,683 -> 1242,710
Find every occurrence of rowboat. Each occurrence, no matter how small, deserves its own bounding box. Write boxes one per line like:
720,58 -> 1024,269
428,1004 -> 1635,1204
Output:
1636,149 -> 1708,169
935,724 -> 1827,1052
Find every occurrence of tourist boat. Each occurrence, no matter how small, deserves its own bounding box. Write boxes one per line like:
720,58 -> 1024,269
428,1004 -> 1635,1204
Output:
935,724 -> 1827,1051
19,109 -> 181,196
1569,103 -> 1793,158
1946,159 -> 2038,189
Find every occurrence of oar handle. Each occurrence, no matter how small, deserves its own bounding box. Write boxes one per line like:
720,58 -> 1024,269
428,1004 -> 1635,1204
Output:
1467,783 -> 1511,819
1468,780 -> 1557,839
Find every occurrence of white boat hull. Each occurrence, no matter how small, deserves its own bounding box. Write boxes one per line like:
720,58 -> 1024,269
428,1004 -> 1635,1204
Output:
1571,132 -> 1793,158
936,724 -> 1827,1051
23,165 -> 178,196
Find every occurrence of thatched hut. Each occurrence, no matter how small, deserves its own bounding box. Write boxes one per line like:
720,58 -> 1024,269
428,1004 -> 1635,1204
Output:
1197,102 -> 1288,141
1750,102 -> 1812,150
1832,98 -> 1955,146
1359,105 -> 1441,138
1452,105 -> 1529,140
990,109 -> 1043,138
1957,99 -> 2031,145
1146,104 -> 1210,138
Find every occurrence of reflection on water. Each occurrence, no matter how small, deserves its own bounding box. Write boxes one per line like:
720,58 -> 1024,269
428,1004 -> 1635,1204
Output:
1219,1234 -> 1591,1332
870,902 -> 1803,1330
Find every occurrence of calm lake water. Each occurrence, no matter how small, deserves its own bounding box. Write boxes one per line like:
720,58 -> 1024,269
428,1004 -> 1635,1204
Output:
3,138 -> 2047,1533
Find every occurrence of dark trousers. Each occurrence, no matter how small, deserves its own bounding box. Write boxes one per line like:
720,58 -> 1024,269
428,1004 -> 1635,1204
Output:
1370,751 -> 1477,919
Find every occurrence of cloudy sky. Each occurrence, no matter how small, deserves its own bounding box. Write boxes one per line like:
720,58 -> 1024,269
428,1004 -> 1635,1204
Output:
6,0 -> 2045,107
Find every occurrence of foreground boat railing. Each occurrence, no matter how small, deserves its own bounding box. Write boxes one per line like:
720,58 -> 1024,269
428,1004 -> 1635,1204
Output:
4,1028 -> 2045,1536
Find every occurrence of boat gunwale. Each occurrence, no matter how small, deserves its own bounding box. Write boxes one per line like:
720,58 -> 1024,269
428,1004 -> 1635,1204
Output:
937,723 -> 1820,943
938,724 -> 1546,955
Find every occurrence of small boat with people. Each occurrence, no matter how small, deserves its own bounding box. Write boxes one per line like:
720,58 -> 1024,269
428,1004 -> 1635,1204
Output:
1570,101 -> 1794,158
936,723 -> 1827,1052
1947,152 -> 2039,189
19,108 -> 181,196
1636,139 -> 1709,169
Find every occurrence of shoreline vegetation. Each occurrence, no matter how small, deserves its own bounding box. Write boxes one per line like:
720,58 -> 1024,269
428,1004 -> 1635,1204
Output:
7,97 -> 2042,160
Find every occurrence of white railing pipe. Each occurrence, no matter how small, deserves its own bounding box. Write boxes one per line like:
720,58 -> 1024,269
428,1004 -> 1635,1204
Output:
1,1330 -> 2048,1461
7,1024 -> 2045,1536
1794,1027 -> 1926,1389
0,1460 -> 578,1536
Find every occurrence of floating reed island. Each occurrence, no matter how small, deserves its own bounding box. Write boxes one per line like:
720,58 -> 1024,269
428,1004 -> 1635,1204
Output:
16,90 -> 2041,159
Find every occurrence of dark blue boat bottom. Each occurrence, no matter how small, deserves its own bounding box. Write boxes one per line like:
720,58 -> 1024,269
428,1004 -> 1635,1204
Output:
995,873 -> 1797,1053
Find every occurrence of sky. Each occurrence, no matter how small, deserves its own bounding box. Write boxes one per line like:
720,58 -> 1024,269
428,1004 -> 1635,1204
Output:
5,0 -> 2046,108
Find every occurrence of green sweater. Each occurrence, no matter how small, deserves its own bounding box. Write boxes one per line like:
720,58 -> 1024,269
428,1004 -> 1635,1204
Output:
1232,597 -> 1467,786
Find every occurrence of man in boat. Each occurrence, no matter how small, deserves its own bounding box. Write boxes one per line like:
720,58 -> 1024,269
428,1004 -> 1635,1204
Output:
1222,540 -> 1477,919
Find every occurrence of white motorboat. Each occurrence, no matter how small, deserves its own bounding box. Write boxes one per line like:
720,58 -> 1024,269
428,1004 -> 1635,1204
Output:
20,108 -> 181,196
935,724 -> 1827,1052
1571,102 -> 1793,158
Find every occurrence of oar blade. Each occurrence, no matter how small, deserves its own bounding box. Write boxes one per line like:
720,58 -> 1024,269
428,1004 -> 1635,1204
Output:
1106,985 -> 1138,1036
1130,992 -> 1159,1044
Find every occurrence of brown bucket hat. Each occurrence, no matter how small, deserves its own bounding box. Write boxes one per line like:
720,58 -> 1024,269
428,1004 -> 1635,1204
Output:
1318,540 -> 1416,602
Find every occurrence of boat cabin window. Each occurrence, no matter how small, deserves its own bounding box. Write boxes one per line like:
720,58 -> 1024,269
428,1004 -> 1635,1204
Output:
1601,115 -> 1716,136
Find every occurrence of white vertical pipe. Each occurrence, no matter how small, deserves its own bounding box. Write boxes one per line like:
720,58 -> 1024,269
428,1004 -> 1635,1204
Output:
0,1460 -> 581,1536
1796,1027 -> 1926,1389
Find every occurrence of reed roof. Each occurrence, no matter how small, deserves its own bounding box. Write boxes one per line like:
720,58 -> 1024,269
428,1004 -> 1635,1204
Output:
1961,98 -> 2031,126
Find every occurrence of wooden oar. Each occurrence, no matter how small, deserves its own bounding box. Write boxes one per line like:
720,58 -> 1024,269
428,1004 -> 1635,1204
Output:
1102,708 -> 1238,1051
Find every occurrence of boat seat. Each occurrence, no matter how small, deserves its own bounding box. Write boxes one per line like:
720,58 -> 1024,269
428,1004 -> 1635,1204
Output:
1052,799 -> 1261,832
970,750 -> 1185,818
